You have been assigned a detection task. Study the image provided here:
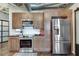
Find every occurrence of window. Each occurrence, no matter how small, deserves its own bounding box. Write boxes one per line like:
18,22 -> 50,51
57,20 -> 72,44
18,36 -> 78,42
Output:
0,20 -> 9,43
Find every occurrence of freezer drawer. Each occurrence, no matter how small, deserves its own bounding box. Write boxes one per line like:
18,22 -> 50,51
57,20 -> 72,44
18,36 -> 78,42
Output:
53,41 -> 70,54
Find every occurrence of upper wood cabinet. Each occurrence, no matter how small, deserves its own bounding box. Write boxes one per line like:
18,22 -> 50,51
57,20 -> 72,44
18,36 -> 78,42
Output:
12,13 -> 33,29
12,13 -> 22,29
32,13 -> 44,30
21,13 -> 33,20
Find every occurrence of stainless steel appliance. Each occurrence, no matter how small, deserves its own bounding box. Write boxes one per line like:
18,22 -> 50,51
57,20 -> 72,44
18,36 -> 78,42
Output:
51,16 -> 71,55
20,40 -> 32,48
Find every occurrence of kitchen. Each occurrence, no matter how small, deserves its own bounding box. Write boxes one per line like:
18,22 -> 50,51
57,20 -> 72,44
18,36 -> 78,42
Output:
0,3 -> 78,56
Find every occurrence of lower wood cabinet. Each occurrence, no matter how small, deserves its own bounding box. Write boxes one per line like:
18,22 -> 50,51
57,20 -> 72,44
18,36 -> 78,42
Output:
33,36 -> 50,52
8,36 -> 20,52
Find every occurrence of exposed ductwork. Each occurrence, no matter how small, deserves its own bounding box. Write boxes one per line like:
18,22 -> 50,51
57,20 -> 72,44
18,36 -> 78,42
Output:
24,3 -> 32,11
9,3 -> 73,12
30,3 -> 73,10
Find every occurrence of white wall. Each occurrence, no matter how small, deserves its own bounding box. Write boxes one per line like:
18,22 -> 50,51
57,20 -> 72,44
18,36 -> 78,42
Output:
69,3 -> 79,55
0,12 -> 9,20
0,3 -> 9,20
8,4 -> 28,35
75,11 -> 79,44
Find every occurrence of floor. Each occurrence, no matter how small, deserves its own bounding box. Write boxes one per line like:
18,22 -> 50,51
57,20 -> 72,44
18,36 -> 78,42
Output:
14,48 -> 37,56
13,48 -> 51,56
0,42 -> 73,56
14,52 -> 37,56
0,42 -> 51,56
14,52 -> 51,56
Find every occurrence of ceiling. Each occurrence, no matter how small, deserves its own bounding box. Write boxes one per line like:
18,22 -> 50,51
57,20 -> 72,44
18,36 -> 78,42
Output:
0,3 -> 73,14
13,3 -> 73,11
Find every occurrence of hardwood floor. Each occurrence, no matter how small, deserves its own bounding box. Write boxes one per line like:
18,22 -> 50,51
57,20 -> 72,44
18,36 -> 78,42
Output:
0,42 -> 74,56
37,52 -> 51,56
0,42 -> 51,56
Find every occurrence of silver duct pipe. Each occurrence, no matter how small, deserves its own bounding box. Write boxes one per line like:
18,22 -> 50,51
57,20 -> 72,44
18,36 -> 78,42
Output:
24,4 -> 32,11
31,4 -> 64,10
31,3 -> 73,10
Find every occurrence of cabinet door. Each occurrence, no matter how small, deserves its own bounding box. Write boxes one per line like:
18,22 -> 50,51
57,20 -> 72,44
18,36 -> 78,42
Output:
12,13 -> 22,29
12,13 -> 33,29
21,13 -> 33,21
33,37 -> 40,51
8,37 -> 20,52
33,36 -> 45,52
32,13 -> 44,30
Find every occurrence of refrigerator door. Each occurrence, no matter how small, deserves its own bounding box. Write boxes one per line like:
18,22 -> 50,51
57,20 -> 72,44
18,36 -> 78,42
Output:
60,19 -> 70,41
53,40 -> 70,54
52,17 -> 70,55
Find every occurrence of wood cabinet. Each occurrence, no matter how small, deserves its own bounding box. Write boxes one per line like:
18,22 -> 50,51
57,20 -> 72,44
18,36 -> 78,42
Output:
21,13 -> 33,20
12,12 -> 43,29
12,13 -> 33,29
33,36 -> 50,52
32,13 -> 44,30
8,36 -> 20,52
12,13 -> 22,29
33,36 -> 46,52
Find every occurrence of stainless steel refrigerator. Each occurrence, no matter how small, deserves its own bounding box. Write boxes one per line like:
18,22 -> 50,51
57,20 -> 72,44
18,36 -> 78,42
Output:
51,16 -> 71,55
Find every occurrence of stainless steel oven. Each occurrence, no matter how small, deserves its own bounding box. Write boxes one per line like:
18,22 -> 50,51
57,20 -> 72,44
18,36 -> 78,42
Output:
20,40 -> 32,48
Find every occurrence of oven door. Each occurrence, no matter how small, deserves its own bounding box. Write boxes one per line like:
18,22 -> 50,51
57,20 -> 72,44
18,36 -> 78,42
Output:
20,40 -> 32,48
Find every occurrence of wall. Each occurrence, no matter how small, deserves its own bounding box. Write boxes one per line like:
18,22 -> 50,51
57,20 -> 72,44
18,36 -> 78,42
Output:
0,3 -> 9,20
0,12 -> 8,20
69,3 -> 79,55
8,4 -> 28,35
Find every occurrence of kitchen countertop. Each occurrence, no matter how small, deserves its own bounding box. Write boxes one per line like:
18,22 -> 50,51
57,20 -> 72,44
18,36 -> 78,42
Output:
9,35 -> 19,37
19,37 -> 33,40
9,35 -> 33,40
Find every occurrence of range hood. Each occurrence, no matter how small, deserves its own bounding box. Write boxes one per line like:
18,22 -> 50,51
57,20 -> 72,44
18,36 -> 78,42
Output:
21,21 -> 40,37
